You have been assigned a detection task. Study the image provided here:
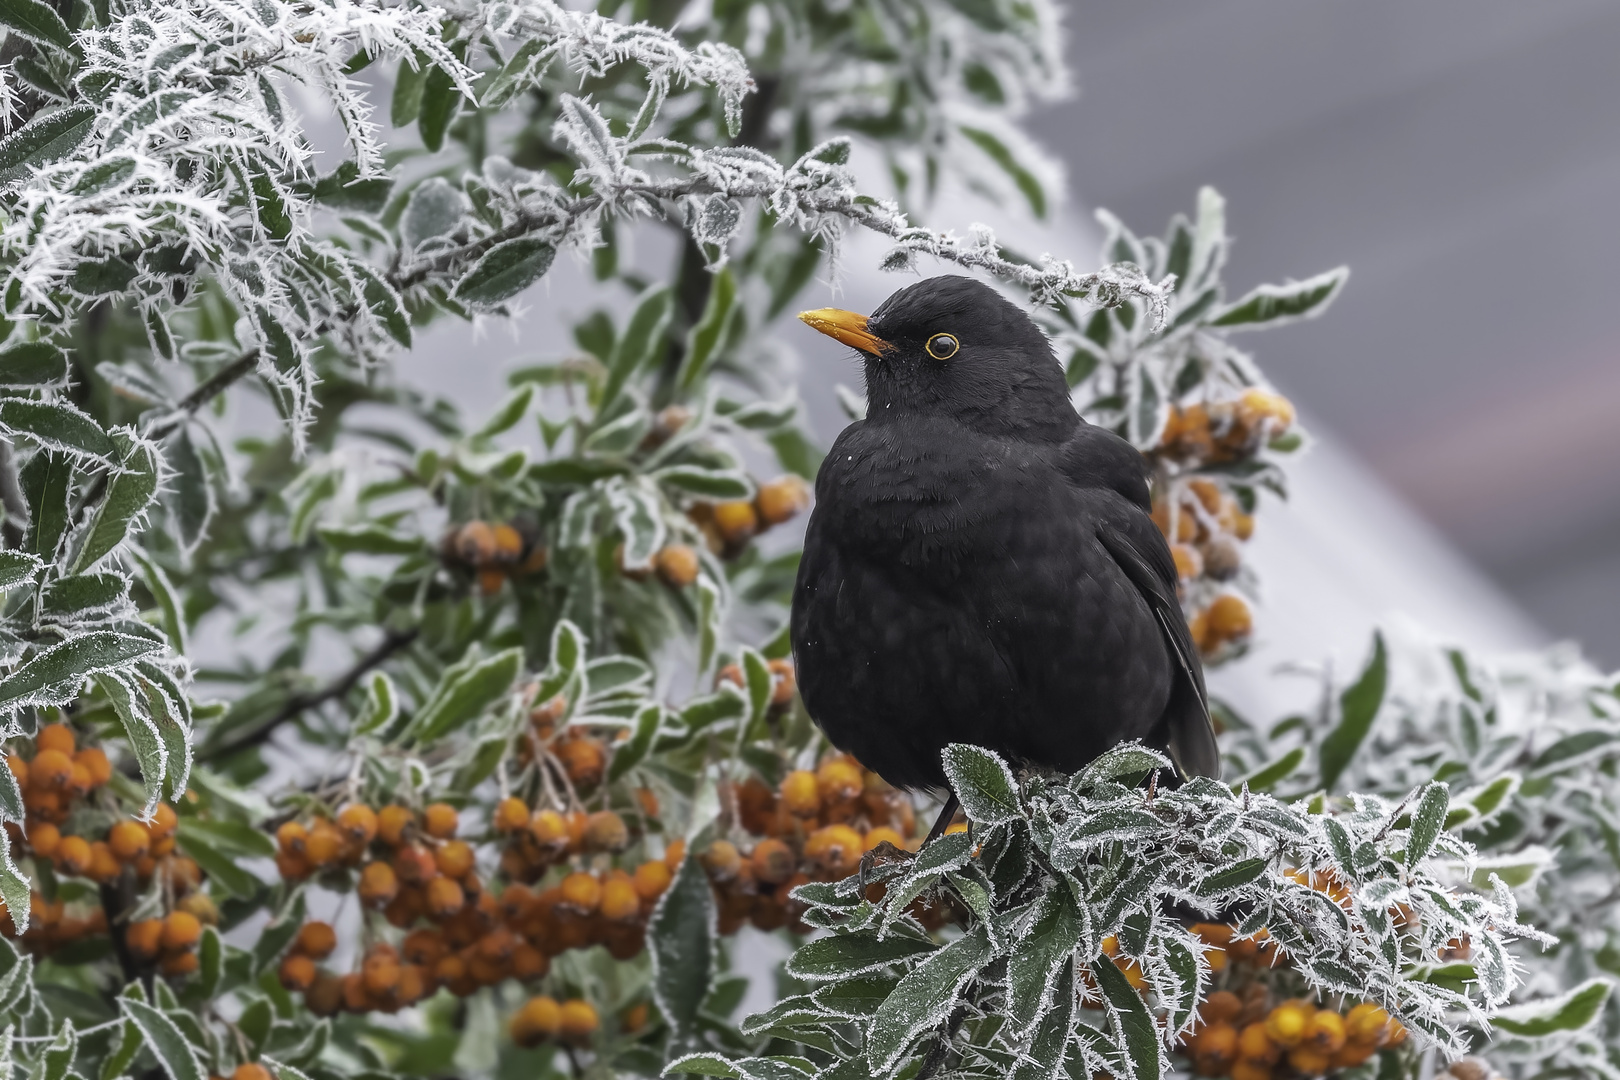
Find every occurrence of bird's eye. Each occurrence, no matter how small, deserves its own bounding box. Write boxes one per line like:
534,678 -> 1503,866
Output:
925,333 -> 959,360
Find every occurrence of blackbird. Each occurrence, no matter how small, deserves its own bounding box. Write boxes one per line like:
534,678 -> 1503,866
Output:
791,276 -> 1219,821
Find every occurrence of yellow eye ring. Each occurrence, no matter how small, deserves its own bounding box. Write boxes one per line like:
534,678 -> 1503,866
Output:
926,333 -> 959,360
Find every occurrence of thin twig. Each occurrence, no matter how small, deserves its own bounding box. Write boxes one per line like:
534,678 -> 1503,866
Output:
199,626 -> 419,761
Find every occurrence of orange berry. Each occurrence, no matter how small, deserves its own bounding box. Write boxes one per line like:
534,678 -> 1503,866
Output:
600,874 -> 641,921
377,805 -> 413,846
1207,594 -> 1253,641
5,754 -> 25,788
1230,1064 -> 1272,1080
494,797 -> 529,833
700,840 -> 742,882
56,835 -> 91,875
581,811 -> 628,853
279,953 -> 317,991
149,802 -> 178,838
1345,1002 -> 1389,1044
664,838 -> 687,869
27,821 -> 61,858
755,475 -> 810,526
1192,1022 -> 1239,1076
108,820 -> 151,861
167,855 -> 202,894
75,747 -> 112,787
1171,543 -> 1204,581
275,820 -> 307,854
491,524 -> 523,564
337,804 -> 378,844
306,973 -> 344,1017
233,1065 -> 271,1080
633,860 -> 672,901
422,803 -> 458,839
653,545 -> 701,588
1304,1010 -> 1346,1054
1286,1045 -> 1330,1076
559,872 -> 601,913
559,999 -> 599,1044
275,851 -> 309,881
1201,990 -> 1243,1025
555,737 -> 605,789
1265,1000 -> 1312,1048
126,918 -> 164,960
804,824 -> 863,878
293,921 -> 337,959
29,749 -> 72,789
436,840 -> 475,879
394,844 -> 437,884
636,787 -> 660,818
1238,388 -> 1295,432
359,861 -> 400,907
36,723 -> 75,755
1383,1020 -> 1407,1047
510,995 -> 561,1047
512,943 -> 549,980
622,1002 -> 650,1034
750,838 -> 795,885
426,876 -> 466,918
816,758 -> 862,803
161,950 -> 199,977
177,892 -> 219,926
767,658 -> 796,706
162,910 -> 202,951
528,808 -> 569,849
455,521 -> 498,566
779,770 -> 820,817
304,820 -> 343,866
711,501 -> 758,544
85,840 -> 120,881
1237,1021 -> 1280,1065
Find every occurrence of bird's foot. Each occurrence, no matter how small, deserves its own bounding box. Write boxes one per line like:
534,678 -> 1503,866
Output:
857,840 -> 914,895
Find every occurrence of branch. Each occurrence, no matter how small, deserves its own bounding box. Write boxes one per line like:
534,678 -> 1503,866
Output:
198,626 -> 418,761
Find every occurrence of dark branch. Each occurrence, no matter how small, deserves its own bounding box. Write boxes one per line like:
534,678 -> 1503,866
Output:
199,626 -> 419,761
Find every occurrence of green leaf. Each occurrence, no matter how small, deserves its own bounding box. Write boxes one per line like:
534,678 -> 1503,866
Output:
167,428 -> 213,553
0,342 -> 68,386
0,830 -> 31,934
941,743 -> 1020,826
957,126 -> 1046,218
867,925 -> 992,1074
1006,887 -> 1082,1030
31,1017 -> 76,1080
417,64 -> 459,151
196,927 -> 222,999
22,450 -> 72,558
1092,955 -> 1163,1080
0,399 -> 114,460
601,286 -> 672,410
0,0 -> 73,49
100,1019 -> 142,1080
1232,746 -> 1305,794
1319,632 -> 1386,791
1404,782 -> 1449,869
390,54 -> 426,127
177,819 -> 275,858
649,854 -> 715,1038
1530,730 -> 1616,773
653,465 -> 752,500
1491,978 -> 1611,1039
1077,744 -> 1171,787
0,550 -> 41,592
663,1054 -> 739,1078
409,647 -> 522,742
175,825 -> 263,898
354,672 -> 398,734
1195,858 -> 1268,896
0,744 -> 22,821
119,998 -> 205,1080
474,385 -> 535,440
453,239 -> 556,306
607,703 -> 661,783
74,439 -> 160,570
678,268 -> 736,391
1212,267 -> 1347,328
252,893 -> 306,975
0,633 -> 162,712
316,524 -> 424,556
98,674 -> 166,813
1454,773 -> 1518,828
785,930 -> 936,982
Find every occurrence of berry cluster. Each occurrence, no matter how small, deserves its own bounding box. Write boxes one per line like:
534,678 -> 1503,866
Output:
1149,387 -> 1296,659
507,995 -> 600,1048
1182,990 -> 1405,1079
5,722 -> 114,826
685,474 -> 810,558
440,519 -> 549,595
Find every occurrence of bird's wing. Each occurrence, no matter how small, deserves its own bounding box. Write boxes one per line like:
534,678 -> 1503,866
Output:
1095,521 -> 1221,779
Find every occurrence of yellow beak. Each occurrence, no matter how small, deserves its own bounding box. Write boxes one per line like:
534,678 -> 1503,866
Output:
798,308 -> 891,355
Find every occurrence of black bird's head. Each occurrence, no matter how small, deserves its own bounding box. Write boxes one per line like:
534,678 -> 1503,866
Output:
799,275 -> 1077,439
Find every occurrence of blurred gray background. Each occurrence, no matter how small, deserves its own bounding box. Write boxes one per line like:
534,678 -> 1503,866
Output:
1029,0 -> 1620,665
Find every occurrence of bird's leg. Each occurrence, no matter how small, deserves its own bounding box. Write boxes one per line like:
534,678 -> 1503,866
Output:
922,791 -> 961,847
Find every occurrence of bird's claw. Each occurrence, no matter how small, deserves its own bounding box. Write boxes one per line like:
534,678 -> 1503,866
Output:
857,839 -> 914,894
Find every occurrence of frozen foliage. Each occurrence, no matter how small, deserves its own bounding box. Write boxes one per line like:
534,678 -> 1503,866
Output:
668,743 -> 1547,1080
